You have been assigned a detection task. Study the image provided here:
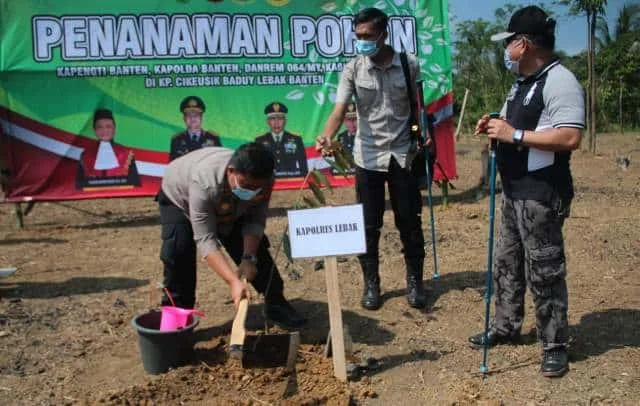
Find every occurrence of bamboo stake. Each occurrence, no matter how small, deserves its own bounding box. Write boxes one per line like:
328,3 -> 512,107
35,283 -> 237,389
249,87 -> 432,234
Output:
455,88 -> 470,141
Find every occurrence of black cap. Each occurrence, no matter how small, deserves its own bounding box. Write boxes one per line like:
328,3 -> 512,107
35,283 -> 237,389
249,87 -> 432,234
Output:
180,96 -> 205,113
93,108 -> 115,127
264,101 -> 287,117
491,6 -> 556,42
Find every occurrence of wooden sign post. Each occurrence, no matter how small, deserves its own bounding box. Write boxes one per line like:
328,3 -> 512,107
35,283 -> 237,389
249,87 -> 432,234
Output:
287,204 -> 366,382
324,256 -> 346,380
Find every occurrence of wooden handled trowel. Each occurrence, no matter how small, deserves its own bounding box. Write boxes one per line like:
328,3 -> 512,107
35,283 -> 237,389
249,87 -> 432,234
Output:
220,246 -> 299,371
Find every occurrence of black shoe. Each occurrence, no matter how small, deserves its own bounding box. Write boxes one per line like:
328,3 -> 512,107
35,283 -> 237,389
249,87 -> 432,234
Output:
541,347 -> 569,377
361,280 -> 382,310
468,329 -> 520,349
265,297 -> 307,328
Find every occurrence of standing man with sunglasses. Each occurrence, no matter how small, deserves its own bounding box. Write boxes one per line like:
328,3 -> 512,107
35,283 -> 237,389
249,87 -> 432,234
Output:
316,8 -> 430,311
157,143 -> 306,328
469,6 -> 584,377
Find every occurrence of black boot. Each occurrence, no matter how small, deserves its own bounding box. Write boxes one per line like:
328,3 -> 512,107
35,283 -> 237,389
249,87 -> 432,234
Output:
360,261 -> 381,310
406,258 -> 426,309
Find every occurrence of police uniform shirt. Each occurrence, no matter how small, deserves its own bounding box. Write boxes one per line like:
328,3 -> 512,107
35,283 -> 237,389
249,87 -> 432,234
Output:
161,147 -> 269,258
498,59 -> 585,202
169,130 -> 222,161
335,52 -> 419,171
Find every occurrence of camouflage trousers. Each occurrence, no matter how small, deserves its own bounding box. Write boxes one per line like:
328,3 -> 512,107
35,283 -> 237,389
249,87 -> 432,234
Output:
491,193 -> 570,350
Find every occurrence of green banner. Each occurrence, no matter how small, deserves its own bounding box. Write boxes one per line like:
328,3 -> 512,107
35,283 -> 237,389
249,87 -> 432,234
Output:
0,0 -> 451,200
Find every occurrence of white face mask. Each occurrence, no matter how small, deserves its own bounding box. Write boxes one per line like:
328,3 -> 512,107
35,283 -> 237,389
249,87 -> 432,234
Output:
503,48 -> 520,75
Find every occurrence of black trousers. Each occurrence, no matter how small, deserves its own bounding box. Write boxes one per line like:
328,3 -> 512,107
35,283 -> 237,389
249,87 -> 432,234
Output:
157,191 -> 284,309
355,157 -> 425,267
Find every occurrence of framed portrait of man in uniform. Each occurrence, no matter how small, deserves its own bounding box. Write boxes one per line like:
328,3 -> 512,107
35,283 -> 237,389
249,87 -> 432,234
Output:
255,101 -> 308,179
169,95 -> 222,162
331,102 -> 357,175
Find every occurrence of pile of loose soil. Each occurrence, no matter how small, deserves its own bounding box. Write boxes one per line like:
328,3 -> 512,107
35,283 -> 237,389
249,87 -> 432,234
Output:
87,340 -> 377,405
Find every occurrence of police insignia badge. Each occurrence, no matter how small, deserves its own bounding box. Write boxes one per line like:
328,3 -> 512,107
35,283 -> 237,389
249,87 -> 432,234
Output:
284,140 -> 297,153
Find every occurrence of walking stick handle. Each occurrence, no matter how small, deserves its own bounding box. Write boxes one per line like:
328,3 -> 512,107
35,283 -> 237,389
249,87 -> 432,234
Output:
488,112 -> 501,151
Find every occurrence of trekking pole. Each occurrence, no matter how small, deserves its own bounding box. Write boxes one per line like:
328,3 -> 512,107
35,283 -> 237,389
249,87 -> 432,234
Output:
416,80 -> 439,280
481,112 -> 500,374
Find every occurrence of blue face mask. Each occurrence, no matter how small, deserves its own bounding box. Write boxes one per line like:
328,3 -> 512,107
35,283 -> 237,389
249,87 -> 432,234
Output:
503,47 -> 520,75
230,174 -> 261,201
355,33 -> 383,57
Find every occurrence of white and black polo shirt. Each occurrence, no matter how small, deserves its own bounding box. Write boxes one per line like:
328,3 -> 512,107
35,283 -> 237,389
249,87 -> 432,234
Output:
498,59 -> 585,202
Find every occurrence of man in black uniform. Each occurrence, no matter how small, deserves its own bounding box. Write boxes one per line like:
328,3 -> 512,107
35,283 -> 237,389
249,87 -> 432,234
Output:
331,102 -> 357,175
169,96 -> 222,161
255,102 -> 308,178
337,102 -> 357,153
468,6 -> 584,378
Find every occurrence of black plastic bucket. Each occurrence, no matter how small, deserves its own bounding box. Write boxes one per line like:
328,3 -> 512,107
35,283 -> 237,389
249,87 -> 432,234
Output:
131,309 -> 200,374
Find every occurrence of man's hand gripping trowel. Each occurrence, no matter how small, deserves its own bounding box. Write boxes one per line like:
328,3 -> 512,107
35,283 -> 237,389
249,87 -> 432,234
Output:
220,246 -> 299,371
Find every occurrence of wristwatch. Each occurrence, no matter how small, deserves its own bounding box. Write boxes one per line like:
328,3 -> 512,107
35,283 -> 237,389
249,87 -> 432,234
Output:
512,129 -> 524,145
241,254 -> 258,265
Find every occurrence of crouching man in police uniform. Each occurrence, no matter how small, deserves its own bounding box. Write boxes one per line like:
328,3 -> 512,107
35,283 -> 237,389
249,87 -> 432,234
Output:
169,96 -> 222,162
255,102 -> 308,178
157,142 -> 306,328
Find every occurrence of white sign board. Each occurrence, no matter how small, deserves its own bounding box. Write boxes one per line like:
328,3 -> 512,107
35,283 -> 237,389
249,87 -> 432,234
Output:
287,204 -> 366,259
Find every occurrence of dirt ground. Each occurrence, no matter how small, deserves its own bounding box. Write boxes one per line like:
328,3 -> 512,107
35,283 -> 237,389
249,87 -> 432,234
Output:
0,133 -> 639,405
